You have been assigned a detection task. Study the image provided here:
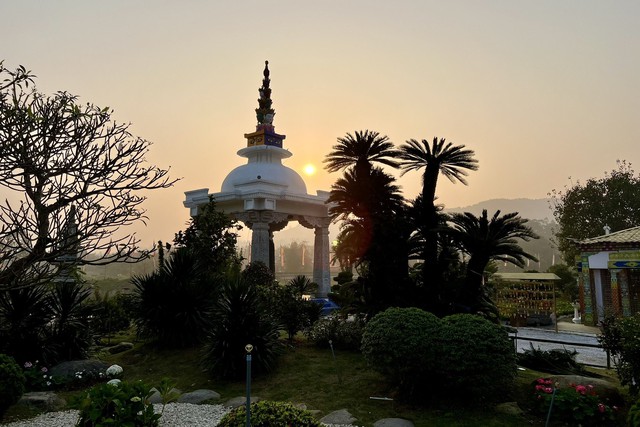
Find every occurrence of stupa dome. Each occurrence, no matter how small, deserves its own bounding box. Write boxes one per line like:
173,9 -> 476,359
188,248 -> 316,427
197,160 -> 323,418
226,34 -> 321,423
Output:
220,145 -> 307,194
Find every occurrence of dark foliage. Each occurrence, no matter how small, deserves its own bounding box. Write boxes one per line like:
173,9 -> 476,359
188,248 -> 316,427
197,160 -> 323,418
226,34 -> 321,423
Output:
0,282 -> 94,365
202,275 -> 283,380
550,160 -> 640,264
517,343 -> 586,375
599,313 -> 640,395
218,400 -> 321,427
0,286 -> 49,364
44,282 -> 94,364
132,248 -> 216,348
361,308 -> 441,398
305,315 -> 366,351
438,314 -> 517,402
0,354 -> 25,418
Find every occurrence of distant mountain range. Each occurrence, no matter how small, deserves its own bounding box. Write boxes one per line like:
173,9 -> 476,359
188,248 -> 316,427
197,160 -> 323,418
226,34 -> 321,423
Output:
444,198 -> 554,221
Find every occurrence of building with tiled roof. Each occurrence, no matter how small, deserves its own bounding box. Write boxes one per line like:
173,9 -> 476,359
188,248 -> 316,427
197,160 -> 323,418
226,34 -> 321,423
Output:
573,226 -> 640,325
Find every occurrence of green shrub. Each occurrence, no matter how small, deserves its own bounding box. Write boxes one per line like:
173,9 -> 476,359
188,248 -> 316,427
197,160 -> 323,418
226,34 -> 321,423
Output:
132,248 -> 216,348
439,314 -> 517,401
202,276 -> 283,379
0,354 -> 26,418
217,400 -> 321,427
74,380 -> 159,427
629,396 -> 640,427
88,290 -> 133,337
306,315 -> 366,351
277,276 -> 322,340
599,314 -> 640,395
361,307 -> 441,396
517,343 -> 586,375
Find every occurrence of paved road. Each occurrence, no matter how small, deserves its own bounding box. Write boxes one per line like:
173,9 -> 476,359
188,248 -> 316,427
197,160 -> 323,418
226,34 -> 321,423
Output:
513,327 -> 609,368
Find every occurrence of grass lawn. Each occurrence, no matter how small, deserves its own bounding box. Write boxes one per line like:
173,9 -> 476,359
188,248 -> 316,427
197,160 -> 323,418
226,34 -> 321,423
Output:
102,334 -> 549,427
2,330 -> 626,426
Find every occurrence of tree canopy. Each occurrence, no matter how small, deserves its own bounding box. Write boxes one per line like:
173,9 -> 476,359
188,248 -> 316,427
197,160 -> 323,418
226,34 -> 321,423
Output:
0,62 -> 177,290
550,160 -> 640,264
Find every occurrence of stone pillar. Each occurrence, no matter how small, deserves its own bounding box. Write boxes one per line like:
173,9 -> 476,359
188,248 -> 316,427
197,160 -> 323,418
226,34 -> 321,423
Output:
251,221 -> 270,266
313,222 -> 331,297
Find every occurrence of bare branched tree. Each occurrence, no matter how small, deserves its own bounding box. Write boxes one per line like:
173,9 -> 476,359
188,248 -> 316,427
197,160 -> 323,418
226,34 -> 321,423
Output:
0,62 -> 178,290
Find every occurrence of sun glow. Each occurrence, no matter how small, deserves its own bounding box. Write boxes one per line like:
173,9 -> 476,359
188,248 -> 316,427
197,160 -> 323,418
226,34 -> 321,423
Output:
303,164 -> 317,176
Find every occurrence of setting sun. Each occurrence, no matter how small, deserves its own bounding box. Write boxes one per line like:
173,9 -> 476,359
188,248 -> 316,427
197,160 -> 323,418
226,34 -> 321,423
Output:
303,164 -> 316,176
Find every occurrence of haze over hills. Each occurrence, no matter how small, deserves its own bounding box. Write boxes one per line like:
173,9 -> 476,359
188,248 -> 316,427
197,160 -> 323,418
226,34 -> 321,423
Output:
443,198 -> 554,221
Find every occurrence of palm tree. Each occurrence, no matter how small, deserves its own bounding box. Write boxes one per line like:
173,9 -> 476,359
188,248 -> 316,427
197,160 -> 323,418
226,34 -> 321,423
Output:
327,167 -> 404,222
324,130 -> 401,176
399,137 -> 479,296
399,137 -> 478,206
447,209 -> 538,317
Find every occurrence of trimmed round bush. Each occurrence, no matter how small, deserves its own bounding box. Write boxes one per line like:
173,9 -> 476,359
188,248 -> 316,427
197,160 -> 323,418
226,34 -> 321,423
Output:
218,401 -> 321,427
440,314 -> 517,401
0,354 -> 26,418
361,307 -> 441,395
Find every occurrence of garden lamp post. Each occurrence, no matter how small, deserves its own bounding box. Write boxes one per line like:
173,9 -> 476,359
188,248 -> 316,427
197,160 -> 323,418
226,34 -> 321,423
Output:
245,343 -> 253,427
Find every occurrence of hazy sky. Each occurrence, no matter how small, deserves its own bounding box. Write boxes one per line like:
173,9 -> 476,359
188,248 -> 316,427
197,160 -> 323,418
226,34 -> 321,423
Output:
1,1 -> 639,247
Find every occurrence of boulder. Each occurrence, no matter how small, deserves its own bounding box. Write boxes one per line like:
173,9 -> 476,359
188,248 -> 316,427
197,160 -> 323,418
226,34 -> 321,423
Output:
495,402 -> 524,416
17,391 -> 66,412
224,396 -> 261,408
178,389 -> 220,404
373,418 -> 414,427
319,409 -> 357,425
106,342 -> 134,354
49,360 -> 109,381
149,387 -> 182,404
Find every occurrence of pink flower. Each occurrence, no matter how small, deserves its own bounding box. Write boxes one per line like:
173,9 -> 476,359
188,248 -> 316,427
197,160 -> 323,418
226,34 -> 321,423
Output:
575,385 -> 587,395
598,403 -> 605,413
24,361 -> 32,368
544,387 -> 553,394
41,367 -> 48,373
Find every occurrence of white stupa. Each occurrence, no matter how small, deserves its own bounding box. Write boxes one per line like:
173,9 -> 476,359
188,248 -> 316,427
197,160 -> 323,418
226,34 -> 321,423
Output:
184,61 -> 331,296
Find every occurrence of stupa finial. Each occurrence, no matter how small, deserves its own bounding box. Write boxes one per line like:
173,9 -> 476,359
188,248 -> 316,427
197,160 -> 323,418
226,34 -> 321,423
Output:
256,60 -> 275,129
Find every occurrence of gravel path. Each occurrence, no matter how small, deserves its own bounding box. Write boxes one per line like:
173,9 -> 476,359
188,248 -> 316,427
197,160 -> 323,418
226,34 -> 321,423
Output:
1,404 -> 359,427
1,403 -> 231,427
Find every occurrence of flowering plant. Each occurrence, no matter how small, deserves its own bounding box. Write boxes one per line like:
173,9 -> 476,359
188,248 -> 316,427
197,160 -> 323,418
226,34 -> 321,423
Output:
73,380 -> 160,427
533,378 -> 618,426
22,360 -> 60,391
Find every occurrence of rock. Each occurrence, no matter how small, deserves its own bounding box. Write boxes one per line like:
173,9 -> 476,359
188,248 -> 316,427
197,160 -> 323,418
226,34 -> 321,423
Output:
17,391 -> 66,412
49,360 -> 109,381
224,396 -> 261,408
495,402 -> 523,416
106,342 -> 134,354
178,389 -> 221,404
373,418 -> 414,427
319,409 -> 357,425
149,387 -> 182,404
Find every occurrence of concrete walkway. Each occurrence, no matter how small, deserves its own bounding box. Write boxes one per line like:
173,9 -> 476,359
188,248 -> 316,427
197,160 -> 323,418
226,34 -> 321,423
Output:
514,320 -> 609,367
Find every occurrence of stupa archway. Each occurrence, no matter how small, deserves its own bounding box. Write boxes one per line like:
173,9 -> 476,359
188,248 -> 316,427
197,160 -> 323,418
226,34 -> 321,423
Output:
183,61 -> 332,297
